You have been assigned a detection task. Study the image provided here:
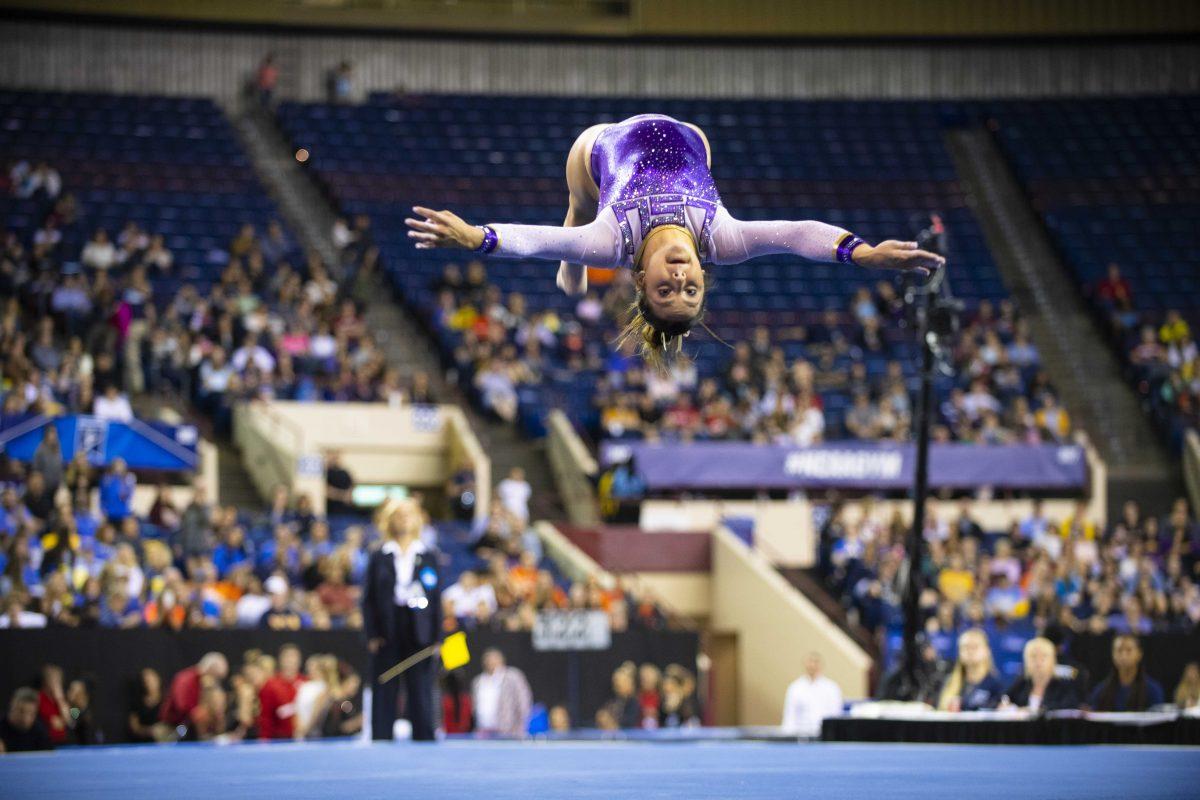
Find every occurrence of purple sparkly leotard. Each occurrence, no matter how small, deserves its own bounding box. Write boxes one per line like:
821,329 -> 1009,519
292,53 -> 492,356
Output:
586,114 -> 722,264
590,114 -> 720,210
485,115 -> 857,270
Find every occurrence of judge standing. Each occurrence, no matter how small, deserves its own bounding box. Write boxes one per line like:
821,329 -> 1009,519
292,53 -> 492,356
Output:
363,498 -> 443,741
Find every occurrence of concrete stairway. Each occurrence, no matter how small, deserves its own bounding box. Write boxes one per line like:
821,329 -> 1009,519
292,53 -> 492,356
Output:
945,126 -> 1179,510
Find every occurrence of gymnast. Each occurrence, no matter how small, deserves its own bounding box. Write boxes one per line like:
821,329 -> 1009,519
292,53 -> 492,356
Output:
406,113 -> 945,367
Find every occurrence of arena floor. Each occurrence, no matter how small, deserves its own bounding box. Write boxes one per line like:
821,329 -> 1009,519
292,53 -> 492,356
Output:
2,740 -> 1198,799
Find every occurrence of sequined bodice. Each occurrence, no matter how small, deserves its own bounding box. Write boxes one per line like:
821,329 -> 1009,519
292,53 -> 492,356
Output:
590,114 -> 721,209
589,114 -> 723,265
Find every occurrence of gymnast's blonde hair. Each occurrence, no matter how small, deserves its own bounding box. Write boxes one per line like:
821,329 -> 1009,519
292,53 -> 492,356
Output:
615,224 -> 712,373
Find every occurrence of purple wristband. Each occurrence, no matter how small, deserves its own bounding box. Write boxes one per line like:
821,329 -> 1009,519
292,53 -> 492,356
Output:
475,225 -> 498,255
836,235 -> 866,265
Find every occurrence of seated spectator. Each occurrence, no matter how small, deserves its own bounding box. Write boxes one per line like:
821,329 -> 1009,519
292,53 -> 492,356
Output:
781,652 -> 843,737
294,654 -> 339,740
443,570 -> 497,622
258,643 -> 304,739
1130,326 -> 1168,372
844,392 -> 880,440
320,664 -> 363,739
603,663 -> 641,730
21,470 -> 54,524
1159,309 -> 1191,346
1002,637 -> 1081,712
93,384 -> 134,422
185,685 -> 234,741
66,677 -> 101,745
324,451 -> 356,516
1175,662 -> 1200,709
474,358 -> 519,423
659,665 -> 700,728
1,688 -> 53,753
98,459 -> 136,521
231,332 -> 276,377
937,554 -> 975,605
128,668 -> 167,743
549,704 -> 572,733
440,670 -> 473,734
1087,634 -> 1164,712
36,664 -> 71,746
637,664 -> 662,729
81,228 -> 118,271
496,469 -> 532,527
160,652 -> 229,727
1095,262 -> 1133,312
936,629 -> 1006,711
471,648 -> 531,737
212,526 -> 252,579
1035,393 -> 1071,442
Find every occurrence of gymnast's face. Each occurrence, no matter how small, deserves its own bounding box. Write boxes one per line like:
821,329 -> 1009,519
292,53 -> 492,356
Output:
638,235 -> 705,323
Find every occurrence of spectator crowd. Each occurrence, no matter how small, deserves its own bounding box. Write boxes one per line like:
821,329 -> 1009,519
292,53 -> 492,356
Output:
1,642 -> 706,751
3,157 -> 437,444
426,257 -> 1073,453
818,497 -> 1200,658
1094,262 -> 1198,449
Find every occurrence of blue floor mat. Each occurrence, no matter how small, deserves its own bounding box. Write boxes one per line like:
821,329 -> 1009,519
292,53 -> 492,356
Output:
1,740 -> 1197,800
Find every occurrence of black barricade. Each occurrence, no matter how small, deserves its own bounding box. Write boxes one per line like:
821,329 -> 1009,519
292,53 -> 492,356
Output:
0,628 -> 699,744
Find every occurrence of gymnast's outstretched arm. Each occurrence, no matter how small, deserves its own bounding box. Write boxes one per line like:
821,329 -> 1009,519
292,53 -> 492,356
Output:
555,197 -> 598,298
406,205 -> 624,267
708,207 -> 945,273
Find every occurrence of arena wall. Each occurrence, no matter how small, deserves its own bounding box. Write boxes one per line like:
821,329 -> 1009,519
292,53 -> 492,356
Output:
711,526 -> 873,723
234,400 -> 489,518
1,19 -> 1198,102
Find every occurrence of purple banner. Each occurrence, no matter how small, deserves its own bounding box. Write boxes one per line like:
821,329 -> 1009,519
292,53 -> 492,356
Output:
599,440 -> 1088,492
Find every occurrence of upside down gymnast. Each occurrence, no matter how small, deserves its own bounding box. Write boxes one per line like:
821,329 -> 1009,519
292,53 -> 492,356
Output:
405,113 -> 945,367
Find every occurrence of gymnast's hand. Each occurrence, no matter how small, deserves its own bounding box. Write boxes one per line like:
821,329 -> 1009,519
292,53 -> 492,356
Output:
406,206 -> 485,250
853,240 -> 945,276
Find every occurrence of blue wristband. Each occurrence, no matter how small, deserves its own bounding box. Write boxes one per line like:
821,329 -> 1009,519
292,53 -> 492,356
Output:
836,235 -> 866,265
475,225 -> 499,255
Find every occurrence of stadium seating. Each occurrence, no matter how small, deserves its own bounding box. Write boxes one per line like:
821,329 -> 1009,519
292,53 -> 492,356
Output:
1,89 -> 285,300
977,95 -> 1200,448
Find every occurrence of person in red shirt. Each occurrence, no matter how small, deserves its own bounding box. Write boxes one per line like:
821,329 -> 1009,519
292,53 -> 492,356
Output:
36,665 -> 70,745
637,663 -> 662,729
1095,262 -> 1133,311
255,53 -> 279,106
258,643 -> 305,739
160,652 -> 229,728
439,670 -> 473,734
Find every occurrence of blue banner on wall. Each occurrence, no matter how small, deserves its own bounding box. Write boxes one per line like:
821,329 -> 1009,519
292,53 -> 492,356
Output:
0,414 -> 198,471
599,440 -> 1088,492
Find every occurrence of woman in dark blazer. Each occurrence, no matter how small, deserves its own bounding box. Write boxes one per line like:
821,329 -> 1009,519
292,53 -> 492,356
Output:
1002,636 -> 1081,713
362,497 -> 443,741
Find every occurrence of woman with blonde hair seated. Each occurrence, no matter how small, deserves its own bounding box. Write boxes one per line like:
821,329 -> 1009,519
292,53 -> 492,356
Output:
1001,637 -> 1081,713
936,629 -> 1006,712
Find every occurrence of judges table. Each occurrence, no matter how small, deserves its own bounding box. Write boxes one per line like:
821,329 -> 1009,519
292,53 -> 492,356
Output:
821,708 -> 1200,745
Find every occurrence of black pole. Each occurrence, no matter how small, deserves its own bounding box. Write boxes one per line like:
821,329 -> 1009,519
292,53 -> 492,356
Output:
902,298 -> 935,696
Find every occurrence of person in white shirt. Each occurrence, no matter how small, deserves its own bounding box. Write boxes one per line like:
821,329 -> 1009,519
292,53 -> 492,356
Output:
93,384 -> 134,422
231,334 -> 277,376
442,571 -> 497,621
781,652 -> 843,738
471,648 -> 532,737
496,467 -> 532,526
81,229 -> 118,271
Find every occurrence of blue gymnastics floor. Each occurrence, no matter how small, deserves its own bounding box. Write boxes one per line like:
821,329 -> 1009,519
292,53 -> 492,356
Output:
1,740 -> 1198,800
